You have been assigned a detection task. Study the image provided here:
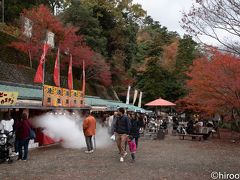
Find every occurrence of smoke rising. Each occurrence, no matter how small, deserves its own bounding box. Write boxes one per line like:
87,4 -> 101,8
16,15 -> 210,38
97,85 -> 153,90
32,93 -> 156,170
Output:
32,111 -> 112,149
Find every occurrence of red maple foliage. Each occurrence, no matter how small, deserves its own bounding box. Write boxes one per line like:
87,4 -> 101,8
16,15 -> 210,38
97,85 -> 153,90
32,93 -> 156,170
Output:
177,50 -> 240,119
87,53 -> 112,86
10,5 -> 94,67
10,4 -> 112,87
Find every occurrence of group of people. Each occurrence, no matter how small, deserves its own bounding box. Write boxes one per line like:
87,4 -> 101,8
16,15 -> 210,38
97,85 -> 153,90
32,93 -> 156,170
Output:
113,108 -> 134,162
185,119 -> 217,140
112,108 -> 144,162
0,108 -> 145,163
82,108 -> 145,162
0,111 -> 33,161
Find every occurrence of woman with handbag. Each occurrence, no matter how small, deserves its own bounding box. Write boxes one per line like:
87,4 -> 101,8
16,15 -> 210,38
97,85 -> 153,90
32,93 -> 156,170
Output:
16,113 -> 33,161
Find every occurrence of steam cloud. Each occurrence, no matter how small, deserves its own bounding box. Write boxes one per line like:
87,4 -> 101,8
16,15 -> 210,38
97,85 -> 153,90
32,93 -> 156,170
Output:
32,111 -> 112,149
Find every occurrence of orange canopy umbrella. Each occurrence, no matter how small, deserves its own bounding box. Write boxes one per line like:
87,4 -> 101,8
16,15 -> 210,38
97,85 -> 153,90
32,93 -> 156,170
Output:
145,98 -> 176,107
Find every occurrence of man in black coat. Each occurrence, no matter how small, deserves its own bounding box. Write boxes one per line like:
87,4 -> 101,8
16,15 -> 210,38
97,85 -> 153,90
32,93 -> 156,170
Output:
114,108 -> 131,162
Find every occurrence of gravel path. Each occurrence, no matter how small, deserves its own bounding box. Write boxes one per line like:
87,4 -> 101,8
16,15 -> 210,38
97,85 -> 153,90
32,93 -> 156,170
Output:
0,134 -> 240,180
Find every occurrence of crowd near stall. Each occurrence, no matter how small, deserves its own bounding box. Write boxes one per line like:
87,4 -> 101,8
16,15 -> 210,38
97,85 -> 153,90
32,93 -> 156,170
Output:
0,80 -> 149,163
0,80 -> 222,163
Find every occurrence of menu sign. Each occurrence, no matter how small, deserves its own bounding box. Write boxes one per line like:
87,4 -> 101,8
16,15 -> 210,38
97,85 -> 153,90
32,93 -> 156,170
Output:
43,85 -> 83,107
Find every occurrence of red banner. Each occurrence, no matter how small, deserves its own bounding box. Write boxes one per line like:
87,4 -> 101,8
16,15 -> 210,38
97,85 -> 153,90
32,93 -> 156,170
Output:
68,54 -> 73,90
53,48 -> 60,87
34,43 -> 49,84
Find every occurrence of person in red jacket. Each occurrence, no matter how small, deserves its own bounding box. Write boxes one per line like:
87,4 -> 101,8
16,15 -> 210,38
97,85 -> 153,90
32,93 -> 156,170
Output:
15,113 -> 32,161
83,111 -> 96,153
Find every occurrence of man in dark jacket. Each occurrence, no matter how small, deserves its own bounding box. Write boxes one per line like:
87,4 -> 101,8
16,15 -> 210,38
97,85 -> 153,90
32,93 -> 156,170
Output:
16,113 -> 32,161
114,108 -> 131,162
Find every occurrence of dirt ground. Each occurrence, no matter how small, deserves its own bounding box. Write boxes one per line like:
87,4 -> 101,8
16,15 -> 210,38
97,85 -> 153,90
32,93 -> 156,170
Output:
0,131 -> 240,180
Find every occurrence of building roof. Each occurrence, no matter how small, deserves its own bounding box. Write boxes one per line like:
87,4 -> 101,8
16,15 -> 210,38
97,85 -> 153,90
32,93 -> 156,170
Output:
0,82 -> 146,112
0,81 -> 42,100
85,96 -> 146,113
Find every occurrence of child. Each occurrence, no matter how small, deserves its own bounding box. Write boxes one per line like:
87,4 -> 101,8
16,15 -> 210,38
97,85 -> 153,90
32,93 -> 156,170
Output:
128,135 -> 136,162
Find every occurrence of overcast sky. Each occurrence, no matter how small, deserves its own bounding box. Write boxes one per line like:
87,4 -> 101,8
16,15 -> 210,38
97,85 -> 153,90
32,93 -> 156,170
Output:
132,0 -> 220,45
133,0 -> 193,35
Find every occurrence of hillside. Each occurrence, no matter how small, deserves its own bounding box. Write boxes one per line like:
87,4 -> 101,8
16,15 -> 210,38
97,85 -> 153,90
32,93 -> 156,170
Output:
0,2 -> 200,105
0,30 -> 116,100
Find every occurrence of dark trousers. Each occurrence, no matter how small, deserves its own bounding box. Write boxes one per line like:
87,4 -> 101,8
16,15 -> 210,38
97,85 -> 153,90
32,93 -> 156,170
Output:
15,140 -> 19,153
18,139 -> 30,160
85,136 -> 93,151
131,153 -> 135,160
135,137 -> 139,148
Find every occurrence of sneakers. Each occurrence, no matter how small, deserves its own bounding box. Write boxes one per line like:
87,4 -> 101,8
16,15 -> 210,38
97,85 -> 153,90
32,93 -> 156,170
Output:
123,151 -> 127,157
85,150 -> 94,154
10,152 -> 18,157
120,157 -> 124,162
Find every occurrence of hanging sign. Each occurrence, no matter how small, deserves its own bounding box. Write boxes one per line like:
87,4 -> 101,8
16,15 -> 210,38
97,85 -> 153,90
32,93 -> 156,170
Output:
43,85 -> 83,107
0,92 -> 18,106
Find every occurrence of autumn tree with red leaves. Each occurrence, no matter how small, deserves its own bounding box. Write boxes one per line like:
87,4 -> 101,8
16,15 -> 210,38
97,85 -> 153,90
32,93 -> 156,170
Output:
178,50 -> 240,122
10,5 -> 112,87
86,53 -> 112,86
11,5 -> 94,66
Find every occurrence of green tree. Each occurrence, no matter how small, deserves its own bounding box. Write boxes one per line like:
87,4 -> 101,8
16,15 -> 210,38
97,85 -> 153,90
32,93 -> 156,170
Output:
176,35 -> 198,73
4,0 -> 70,23
136,58 -> 184,103
61,2 -> 107,56
175,35 -> 198,97
135,18 -> 197,103
69,0 -> 145,86
4,0 -> 37,23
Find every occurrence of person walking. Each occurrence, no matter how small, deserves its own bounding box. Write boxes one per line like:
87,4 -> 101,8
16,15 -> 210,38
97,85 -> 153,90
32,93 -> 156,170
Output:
109,111 -> 118,136
15,113 -> 32,161
114,108 -> 131,162
128,135 -> 137,162
83,111 -> 96,154
130,113 -> 142,149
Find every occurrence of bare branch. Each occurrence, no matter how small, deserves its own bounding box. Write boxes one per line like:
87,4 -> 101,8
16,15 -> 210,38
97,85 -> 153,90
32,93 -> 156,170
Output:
182,0 -> 240,56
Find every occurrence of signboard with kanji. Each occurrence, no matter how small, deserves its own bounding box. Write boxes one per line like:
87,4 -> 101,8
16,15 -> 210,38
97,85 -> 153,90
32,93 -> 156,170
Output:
0,92 -> 18,106
43,85 -> 84,107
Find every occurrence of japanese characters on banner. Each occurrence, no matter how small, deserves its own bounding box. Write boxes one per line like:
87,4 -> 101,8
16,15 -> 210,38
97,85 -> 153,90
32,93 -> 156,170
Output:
0,92 -> 18,106
43,85 -> 83,107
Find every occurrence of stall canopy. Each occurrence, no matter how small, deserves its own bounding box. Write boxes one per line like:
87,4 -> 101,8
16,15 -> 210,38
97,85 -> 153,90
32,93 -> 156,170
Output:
85,96 -> 146,113
145,98 -> 176,106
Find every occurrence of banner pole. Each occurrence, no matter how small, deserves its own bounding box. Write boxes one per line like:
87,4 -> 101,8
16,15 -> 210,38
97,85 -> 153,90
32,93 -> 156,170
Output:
42,43 -> 46,106
58,48 -> 60,87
